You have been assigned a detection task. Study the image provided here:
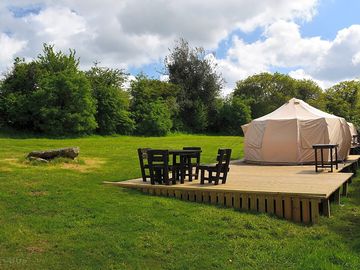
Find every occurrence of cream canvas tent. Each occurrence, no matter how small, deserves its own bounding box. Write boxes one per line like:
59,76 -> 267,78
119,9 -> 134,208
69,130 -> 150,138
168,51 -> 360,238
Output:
348,122 -> 358,144
348,122 -> 358,137
242,98 -> 351,164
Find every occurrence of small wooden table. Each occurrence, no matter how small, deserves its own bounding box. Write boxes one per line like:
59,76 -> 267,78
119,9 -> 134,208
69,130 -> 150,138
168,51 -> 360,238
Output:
169,149 -> 202,183
312,144 -> 338,172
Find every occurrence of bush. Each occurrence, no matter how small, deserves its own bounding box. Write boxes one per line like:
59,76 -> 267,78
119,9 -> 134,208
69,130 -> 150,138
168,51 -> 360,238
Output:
215,97 -> 251,135
32,71 -> 97,134
0,44 -> 98,135
130,75 -> 179,135
135,99 -> 172,136
86,66 -> 134,135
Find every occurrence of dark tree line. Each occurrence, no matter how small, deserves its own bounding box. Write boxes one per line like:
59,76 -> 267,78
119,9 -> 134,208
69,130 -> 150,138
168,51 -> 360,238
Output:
0,41 -> 359,136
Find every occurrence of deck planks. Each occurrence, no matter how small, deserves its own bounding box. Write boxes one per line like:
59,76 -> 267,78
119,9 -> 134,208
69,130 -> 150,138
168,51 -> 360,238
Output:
106,155 -> 359,224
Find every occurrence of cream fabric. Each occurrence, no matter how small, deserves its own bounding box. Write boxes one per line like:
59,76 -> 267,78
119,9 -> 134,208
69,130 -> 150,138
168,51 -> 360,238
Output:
348,122 -> 358,137
242,98 -> 351,164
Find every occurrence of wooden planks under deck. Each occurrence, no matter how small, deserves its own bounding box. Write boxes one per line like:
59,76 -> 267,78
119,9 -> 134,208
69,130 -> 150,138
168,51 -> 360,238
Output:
106,155 -> 360,224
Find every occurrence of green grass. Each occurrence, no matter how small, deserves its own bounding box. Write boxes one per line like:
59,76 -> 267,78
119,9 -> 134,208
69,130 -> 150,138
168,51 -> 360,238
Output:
0,134 -> 359,269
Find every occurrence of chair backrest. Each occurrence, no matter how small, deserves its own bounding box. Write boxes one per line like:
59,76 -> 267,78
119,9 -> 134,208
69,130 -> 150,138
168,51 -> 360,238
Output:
183,147 -> 201,159
137,148 -> 151,181
215,148 -> 232,178
147,149 -> 169,165
147,150 -> 170,182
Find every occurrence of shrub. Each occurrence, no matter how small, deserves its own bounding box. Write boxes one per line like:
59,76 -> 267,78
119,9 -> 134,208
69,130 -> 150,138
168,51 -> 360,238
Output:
135,99 -> 172,136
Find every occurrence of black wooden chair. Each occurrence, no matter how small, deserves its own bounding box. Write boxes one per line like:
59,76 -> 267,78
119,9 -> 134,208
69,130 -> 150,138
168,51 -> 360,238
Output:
199,149 -> 232,185
147,149 -> 175,185
182,147 -> 201,181
138,148 -> 151,182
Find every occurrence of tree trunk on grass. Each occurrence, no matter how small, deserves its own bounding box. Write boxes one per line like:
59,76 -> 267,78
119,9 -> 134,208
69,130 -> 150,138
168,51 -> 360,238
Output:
27,147 -> 80,160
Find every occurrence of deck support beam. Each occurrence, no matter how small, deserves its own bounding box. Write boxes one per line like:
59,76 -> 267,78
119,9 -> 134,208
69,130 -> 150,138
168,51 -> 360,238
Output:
333,188 -> 341,204
342,181 -> 348,196
321,199 -> 330,218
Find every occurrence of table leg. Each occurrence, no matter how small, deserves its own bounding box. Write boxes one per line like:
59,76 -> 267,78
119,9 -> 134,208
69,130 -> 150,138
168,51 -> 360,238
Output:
330,147 -> 333,172
335,146 -> 338,170
315,148 -> 318,172
180,157 -> 185,184
320,148 -> 324,168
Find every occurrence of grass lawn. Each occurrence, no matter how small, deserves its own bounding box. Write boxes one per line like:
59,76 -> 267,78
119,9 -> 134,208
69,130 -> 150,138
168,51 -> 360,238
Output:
0,133 -> 360,269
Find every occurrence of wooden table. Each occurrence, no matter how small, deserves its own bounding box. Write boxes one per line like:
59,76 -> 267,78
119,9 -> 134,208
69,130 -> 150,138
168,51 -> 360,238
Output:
312,144 -> 338,172
169,149 -> 202,183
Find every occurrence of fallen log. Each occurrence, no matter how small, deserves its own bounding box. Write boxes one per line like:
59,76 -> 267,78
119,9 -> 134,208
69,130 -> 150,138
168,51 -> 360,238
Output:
27,147 -> 80,160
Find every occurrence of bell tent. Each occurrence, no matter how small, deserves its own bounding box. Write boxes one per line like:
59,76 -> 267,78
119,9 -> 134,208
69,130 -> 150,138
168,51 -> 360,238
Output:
348,122 -> 358,137
242,98 -> 351,164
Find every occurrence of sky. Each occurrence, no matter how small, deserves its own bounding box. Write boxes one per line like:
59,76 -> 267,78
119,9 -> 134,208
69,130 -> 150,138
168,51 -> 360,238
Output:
1,0 -> 360,95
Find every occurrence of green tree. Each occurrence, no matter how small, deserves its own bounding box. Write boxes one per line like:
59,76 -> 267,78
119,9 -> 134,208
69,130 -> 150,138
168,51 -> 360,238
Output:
233,72 -> 324,119
86,65 -> 134,135
0,58 -> 42,129
295,79 -> 325,110
165,38 -> 224,132
0,44 -> 97,135
135,99 -> 173,136
130,75 -> 179,135
325,80 -> 360,126
215,97 -> 251,135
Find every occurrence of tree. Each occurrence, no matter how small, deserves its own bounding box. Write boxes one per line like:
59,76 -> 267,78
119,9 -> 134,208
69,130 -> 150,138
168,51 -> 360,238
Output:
214,97 -> 251,135
165,39 -> 224,132
295,79 -> 325,110
325,80 -> 360,126
0,58 -> 42,130
135,99 -> 173,136
130,75 -> 179,135
86,65 -> 134,135
0,44 -> 97,135
233,72 -> 324,119
32,71 -> 97,134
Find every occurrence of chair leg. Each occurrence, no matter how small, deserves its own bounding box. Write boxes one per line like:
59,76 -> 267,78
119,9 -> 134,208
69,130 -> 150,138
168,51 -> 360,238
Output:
200,169 -> 205,184
188,164 -> 193,181
195,165 -> 199,180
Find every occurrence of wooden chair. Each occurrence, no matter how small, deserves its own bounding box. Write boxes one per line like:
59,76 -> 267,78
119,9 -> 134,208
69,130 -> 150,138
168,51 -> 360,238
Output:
147,149 -> 175,185
199,149 -> 232,185
138,148 -> 151,182
182,147 -> 201,181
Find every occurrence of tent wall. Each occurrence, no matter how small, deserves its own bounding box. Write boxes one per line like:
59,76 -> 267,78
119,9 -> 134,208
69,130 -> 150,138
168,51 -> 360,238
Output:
242,98 -> 351,164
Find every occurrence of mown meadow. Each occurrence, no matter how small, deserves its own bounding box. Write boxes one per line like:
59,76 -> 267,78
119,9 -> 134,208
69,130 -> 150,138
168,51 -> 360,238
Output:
0,133 -> 360,269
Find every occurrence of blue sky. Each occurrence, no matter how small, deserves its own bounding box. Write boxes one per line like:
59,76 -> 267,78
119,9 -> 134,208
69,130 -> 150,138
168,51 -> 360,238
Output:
1,0 -> 360,93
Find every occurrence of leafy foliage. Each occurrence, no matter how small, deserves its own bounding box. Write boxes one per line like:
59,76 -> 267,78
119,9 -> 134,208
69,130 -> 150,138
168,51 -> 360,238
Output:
86,65 -> 134,135
0,58 -> 42,129
130,75 -> 179,135
325,80 -> 360,127
135,99 -> 173,136
0,44 -> 97,135
32,71 -> 97,134
166,39 -> 224,132
215,97 -> 252,135
233,72 -> 325,119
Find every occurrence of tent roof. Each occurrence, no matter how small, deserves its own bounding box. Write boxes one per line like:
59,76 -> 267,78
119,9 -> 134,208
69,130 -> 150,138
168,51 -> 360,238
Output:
254,98 -> 338,121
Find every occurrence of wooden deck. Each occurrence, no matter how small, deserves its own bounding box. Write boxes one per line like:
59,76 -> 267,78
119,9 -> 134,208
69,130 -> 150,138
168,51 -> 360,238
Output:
106,155 -> 360,224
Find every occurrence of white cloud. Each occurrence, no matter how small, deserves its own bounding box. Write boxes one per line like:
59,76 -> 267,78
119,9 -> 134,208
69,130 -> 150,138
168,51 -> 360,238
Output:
217,21 -> 360,90
25,7 -> 88,48
0,33 -> 27,74
0,0 -> 318,74
1,0 -> 360,93
353,52 -> 360,66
